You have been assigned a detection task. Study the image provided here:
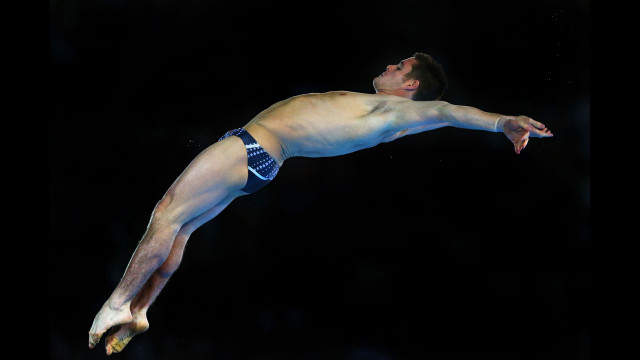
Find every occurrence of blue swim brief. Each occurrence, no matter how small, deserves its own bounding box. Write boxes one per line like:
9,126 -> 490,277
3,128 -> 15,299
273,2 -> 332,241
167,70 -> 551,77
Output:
218,128 -> 279,194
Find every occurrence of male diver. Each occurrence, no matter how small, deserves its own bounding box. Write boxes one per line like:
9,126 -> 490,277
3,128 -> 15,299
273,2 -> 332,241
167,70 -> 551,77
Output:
88,52 -> 553,355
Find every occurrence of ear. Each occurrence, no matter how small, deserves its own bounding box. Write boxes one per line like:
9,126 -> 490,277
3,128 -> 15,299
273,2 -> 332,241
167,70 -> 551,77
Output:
403,79 -> 419,90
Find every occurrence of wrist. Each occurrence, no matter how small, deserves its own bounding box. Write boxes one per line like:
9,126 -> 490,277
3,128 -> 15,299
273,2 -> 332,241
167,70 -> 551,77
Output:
494,116 -> 506,133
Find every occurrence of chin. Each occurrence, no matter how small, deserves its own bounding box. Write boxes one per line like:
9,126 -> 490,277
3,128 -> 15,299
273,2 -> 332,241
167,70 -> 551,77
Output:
372,77 -> 381,90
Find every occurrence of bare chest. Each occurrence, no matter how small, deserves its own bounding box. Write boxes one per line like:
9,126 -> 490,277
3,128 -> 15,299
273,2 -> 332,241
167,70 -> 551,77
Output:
251,92 -> 397,158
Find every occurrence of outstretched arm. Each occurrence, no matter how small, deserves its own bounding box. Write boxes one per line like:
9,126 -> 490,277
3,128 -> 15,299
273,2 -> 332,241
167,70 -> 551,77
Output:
391,100 -> 553,153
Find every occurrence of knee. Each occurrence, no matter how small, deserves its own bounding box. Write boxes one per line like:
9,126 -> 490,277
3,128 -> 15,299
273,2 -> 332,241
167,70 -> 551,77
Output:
149,192 -> 182,231
153,191 -> 175,216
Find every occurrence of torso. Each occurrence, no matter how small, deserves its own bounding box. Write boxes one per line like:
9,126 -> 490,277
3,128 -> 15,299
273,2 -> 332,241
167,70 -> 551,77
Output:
242,91 -> 405,166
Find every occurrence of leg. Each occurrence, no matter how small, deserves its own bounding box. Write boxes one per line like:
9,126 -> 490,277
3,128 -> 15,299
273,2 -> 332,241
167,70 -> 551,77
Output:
103,195 -> 236,355
89,136 -> 248,350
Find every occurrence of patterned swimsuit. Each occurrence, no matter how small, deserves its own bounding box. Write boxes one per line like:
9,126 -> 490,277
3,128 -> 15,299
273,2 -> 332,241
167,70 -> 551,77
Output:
218,128 -> 280,193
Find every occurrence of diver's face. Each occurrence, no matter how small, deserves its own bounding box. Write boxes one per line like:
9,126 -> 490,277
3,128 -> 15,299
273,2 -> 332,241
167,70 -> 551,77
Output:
373,57 -> 417,91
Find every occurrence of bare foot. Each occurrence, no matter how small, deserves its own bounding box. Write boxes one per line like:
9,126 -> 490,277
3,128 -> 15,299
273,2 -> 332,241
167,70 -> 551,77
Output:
104,312 -> 150,355
88,301 -> 133,349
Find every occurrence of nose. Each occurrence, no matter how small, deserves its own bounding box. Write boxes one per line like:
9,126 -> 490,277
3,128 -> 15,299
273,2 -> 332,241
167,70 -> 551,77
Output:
386,65 -> 394,72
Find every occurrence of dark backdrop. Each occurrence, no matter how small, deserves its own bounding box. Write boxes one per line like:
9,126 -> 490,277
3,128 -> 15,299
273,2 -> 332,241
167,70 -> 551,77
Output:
49,0 -> 590,359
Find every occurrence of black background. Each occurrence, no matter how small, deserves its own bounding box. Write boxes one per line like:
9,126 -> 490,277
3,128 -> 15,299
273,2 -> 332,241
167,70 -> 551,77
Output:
47,0 -> 589,359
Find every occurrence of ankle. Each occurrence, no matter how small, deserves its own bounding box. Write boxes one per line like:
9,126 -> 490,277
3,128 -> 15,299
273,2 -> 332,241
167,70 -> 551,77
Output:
107,297 -> 132,313
130,304 -> 149,317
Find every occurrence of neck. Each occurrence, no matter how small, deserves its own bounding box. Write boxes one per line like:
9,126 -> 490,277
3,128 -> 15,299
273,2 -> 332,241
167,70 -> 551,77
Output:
375,88 -> 413,99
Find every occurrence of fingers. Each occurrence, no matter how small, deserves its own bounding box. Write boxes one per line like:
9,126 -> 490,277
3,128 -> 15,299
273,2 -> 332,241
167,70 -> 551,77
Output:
514,137 -> 529,154
524,117 -> 553,137
528,118 -> 546,130
528,124 -> 553,138
509,116 -> 553,154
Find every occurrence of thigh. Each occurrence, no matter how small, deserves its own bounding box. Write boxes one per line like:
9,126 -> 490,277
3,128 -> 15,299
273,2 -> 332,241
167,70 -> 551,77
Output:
162,136 -> 248,226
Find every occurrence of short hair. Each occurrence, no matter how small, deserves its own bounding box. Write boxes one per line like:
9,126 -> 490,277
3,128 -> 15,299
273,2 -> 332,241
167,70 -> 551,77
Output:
404,52 -> 448,101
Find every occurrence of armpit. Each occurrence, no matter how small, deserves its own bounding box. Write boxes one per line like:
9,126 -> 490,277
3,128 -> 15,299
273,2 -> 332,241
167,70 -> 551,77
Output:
368,101 -> 395,114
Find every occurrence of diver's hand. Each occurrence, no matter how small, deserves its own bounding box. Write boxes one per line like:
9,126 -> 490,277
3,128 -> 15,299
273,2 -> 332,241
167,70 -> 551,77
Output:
500,115 -> 553,154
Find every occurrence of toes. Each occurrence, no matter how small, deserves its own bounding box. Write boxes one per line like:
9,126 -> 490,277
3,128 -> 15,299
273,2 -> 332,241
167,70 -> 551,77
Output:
89,331 -> 104,348
100,315 -> 150,354
105,325 -> 136,355
106,335 -> 132,355
105,336 -> 120,355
